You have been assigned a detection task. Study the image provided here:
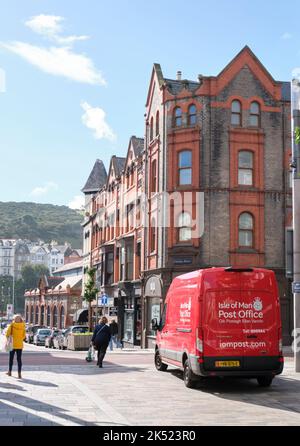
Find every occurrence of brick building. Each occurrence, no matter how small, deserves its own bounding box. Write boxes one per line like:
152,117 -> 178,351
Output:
142,46 -> 292,347
83,46 -> 292,348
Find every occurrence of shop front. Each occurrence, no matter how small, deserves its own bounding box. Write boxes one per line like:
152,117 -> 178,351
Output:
143,275 -> 163,349
118,281 -> 142,348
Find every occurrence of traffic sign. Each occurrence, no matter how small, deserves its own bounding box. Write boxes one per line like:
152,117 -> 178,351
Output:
101,294 -> 108,305
293,282 -> 300,293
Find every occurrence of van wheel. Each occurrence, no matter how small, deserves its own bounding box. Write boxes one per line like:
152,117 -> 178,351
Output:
257,376 -> 273,387
183,360 -> 196,388
155,351 -> 168,371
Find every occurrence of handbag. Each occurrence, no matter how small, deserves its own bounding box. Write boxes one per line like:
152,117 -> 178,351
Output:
5,324 -> 13,353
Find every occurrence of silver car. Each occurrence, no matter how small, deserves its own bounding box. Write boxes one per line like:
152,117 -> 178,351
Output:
33,328 -> 52,346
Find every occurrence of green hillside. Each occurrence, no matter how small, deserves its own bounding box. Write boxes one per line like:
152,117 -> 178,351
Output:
0,202 -> 83,248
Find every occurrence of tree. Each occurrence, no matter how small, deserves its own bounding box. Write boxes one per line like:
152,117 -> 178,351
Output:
83,267 -> 99,332
14,264 -> 50,315
0,276 -> 13,316
296,127 -> 300,145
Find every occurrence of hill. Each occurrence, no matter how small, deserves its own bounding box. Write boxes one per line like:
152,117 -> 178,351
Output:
0,202 -> 83,248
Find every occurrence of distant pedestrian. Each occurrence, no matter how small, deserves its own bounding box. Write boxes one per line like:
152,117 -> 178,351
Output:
109,320 -> 122,351
91,316 -> 111,368
5,314 -> 26,379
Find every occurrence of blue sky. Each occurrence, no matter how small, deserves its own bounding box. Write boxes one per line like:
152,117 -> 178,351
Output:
0,0 -> 298,208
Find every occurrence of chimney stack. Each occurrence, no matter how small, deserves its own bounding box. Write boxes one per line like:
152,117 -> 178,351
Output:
177,71 -> 182,81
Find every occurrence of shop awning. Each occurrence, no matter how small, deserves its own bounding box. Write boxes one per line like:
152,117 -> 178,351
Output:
73,308 -> 88,323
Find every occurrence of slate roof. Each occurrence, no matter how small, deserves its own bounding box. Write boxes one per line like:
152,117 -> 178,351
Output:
82,159 -> 107,193
164,78 -> 200,95
113,156 -> 126,177
131,136 -> 144,158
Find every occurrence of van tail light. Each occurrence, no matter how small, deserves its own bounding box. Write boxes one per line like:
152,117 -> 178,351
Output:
196,328 -> 203,355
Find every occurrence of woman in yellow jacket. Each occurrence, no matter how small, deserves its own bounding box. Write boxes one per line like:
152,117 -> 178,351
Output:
6,314 -> 26,379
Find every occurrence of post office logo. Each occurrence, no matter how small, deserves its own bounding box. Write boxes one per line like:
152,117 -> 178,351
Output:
253,297 -> 263,311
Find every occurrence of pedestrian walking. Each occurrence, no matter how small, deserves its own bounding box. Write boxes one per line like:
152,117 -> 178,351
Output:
5,314 -> 26,379
109,320 -> 122,350
91,316 -> 111,368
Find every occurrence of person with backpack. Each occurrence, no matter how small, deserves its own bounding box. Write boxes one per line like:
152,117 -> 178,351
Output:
91,316 -> 111,368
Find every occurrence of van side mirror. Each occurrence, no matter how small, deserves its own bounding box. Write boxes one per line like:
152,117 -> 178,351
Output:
151,318 -> 159,331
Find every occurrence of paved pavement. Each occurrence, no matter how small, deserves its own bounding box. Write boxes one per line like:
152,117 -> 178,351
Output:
0,339 -> 300,426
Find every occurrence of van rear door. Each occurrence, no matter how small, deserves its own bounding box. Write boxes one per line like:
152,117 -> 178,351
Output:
239,271 -> 280,357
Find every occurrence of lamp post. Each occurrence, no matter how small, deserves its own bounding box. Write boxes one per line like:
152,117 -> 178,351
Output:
292,79 -> 300,372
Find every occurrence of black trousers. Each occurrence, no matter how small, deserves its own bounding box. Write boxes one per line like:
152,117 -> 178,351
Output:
97,344 -> 108,365
9,349 -> 22,373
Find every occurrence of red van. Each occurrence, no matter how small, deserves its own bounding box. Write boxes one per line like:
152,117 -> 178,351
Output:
153,267 -> 284,388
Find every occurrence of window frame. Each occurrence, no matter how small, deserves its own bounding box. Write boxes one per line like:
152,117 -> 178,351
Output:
249,101 -> 261,127
188,104 -> 197,126
238,212 -> 254,248
173,106 -> 182,128
177,211 -> 192,243
238,150 -> 254,186
231,100 -> 242,126
178,150 -> 192,186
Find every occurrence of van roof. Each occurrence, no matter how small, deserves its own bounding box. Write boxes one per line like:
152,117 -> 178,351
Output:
170,267 -> 276,291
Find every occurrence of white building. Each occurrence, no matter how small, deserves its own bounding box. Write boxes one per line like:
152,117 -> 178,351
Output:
0,239 -> 15,277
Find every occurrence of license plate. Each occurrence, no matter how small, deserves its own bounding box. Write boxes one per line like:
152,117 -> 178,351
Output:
215,361 -> 240,367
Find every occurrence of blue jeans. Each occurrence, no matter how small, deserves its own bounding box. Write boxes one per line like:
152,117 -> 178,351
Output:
9,349 -> 22,373
109,335 -> 122,350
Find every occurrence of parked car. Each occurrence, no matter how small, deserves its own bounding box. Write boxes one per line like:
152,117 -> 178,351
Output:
53,329 -> 68,350
153,267 -> 284,389
45,329 -> 61,348
27,325 -> 46,344
62,326 -> 89,350
33,328 -> 52,346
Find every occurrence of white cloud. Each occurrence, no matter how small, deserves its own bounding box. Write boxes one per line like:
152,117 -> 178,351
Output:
81,101 -> 116,141
0,41 -> 106,86
281,32 -> 292,40
30,182 -> 58,197
68,195 -> 85,210
25,14 -> 90,46
25,14 -> 64,37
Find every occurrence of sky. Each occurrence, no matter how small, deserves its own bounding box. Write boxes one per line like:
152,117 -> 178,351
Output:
0,0 -> 299,209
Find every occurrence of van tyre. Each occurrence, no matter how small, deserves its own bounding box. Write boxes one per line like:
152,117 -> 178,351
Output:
257,376 -> 273,387
183,359 -> 196,388
155,350 -> 168,371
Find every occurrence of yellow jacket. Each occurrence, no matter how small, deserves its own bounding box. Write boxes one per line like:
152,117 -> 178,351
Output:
6,322 -> 26,350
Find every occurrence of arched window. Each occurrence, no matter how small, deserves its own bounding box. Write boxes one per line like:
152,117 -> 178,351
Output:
60,307 -> 65,329
238,151 -> 253,185
174,107 -> 182,127
188,104 -> 197,126
35,306 -> 39,325
30,306 -> 34,324
178,212 -> 192,242
151,159 -> 157,193
239,213 -> 254,247
150,218 -> 156,252
250,101 -> 260,127
150,117 -> 154,141
53,306 -> 58,328
47,305 -> 51,327
25,306 -> 28,323
40,305 -> 45,326
231,100 -> 242,126
178,150 -> 192,185
156,110 -> 159,136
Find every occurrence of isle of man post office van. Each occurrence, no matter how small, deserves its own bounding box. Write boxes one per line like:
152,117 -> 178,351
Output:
153,267 -> 284,388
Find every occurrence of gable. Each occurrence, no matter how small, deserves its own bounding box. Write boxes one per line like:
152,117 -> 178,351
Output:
217,65 -> 276,105
211,46 -> 282,101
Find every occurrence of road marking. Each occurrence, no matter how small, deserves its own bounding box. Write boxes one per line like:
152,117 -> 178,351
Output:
0,398 -> 82,426
65,374 -> 129,426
